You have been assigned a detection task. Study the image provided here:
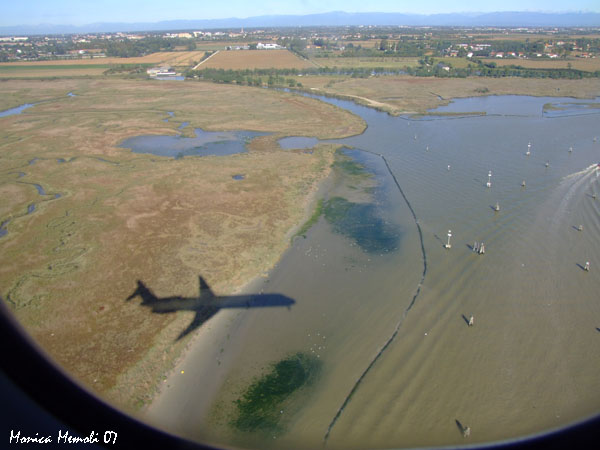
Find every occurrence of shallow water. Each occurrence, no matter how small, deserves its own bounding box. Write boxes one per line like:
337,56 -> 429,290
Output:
0,220 -> 8,238
279,136 -> 320,149
0,103 -> 35,117
120,128 -> 266,158
149,94 -> 600,449
429,95 -> 600,117
32,184 -> 46,196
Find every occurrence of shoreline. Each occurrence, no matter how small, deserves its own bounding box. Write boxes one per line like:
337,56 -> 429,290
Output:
141,145 -> 339,434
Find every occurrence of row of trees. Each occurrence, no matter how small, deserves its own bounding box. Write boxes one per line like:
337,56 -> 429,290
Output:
187,68 -> 302,87
105,37 -> 196,58
188,63 -> 600,84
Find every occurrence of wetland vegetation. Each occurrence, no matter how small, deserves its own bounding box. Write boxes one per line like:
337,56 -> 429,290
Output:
0,77 -> 363,410
231,352 -> 321,434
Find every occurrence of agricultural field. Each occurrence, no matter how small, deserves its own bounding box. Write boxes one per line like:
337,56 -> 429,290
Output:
469,32 -> 600,41
0,78 -> 364,410
0,65 -> 110,78
0,51 -> 207,78
311,56 -> 421,69
149,50 -> 207,66
199,49 -> 314,70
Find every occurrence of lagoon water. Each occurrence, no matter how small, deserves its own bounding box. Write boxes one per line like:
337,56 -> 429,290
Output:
148,94 -> 600,449
120,128 -> 266,158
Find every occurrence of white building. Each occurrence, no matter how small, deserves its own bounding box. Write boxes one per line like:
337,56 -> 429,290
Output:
256,42 -> 281,50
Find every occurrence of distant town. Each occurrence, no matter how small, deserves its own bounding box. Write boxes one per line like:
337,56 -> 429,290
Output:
1,26 -> 599,83
1,26 -> 599,63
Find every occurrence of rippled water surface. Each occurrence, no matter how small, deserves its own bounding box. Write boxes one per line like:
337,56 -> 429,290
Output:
148,94 -> 600,449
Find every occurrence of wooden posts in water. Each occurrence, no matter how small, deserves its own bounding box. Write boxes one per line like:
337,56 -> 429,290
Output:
473,241 -> 485,254
444,230 -> 452,249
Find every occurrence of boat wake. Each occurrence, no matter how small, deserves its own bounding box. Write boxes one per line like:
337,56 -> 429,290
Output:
563,163 -> 600,180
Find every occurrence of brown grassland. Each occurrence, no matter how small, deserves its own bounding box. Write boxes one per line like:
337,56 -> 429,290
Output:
199,49 -> 315,70
0,78 -> 364,410
293,75 -> 600,114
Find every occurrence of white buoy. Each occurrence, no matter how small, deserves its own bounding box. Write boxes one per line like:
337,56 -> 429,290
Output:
526,142 -> 531,156
521,180 -> 526,187
578,225 -> 583,231
568,146 -> 573,153
494,202 -> 500,212
478,243 -> 485,254
444,230 -> 452,249
426,145 -> 429,151
447,164 -> 451,170
486,170 -> 492,188
584,261 -> 590,271
545,161 -> 550,168
468,315 -> 474,326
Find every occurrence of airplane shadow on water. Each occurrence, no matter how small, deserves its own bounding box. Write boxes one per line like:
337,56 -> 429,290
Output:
126,275 -> 295,340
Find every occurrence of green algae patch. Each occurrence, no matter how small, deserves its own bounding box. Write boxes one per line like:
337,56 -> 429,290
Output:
293,198 -> 324,240
332,154 -> 368,177
323,196 -> 401,254
231,352 -> 321,434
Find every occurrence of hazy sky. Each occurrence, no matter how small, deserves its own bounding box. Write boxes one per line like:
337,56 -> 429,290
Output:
3,0 -> 599,26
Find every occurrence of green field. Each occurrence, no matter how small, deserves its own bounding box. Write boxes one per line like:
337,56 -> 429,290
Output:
312,56 -> 421,69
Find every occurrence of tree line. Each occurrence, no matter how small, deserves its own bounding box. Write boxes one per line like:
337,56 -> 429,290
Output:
187,64 -> 599,85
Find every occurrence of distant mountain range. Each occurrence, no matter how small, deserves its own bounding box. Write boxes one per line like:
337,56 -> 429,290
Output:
2,11 -> 600,36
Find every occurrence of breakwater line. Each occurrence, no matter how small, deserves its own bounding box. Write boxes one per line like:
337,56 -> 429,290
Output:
323,150 -> 428,444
